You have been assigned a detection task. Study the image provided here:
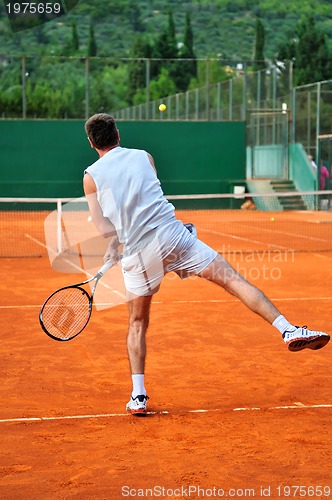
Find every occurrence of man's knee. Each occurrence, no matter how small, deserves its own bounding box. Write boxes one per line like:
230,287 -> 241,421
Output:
129,315 -> 149,331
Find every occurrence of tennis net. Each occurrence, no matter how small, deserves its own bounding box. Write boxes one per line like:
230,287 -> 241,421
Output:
1,191 -> 332,258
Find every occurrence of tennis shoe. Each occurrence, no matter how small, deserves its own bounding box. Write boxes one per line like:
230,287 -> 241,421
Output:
283,326 -> 330,352
126,394 -> 149,416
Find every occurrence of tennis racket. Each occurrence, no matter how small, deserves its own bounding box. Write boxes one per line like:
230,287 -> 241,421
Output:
39,259 -> 115,342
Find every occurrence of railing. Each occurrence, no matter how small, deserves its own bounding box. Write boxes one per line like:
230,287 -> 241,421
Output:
0,56 -> 292,121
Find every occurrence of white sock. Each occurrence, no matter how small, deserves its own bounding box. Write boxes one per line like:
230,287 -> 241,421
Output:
272,315 -> 295,335
131,374 -> 146,398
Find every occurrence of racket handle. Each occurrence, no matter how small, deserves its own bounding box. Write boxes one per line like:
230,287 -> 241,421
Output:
97,259 -> 116,277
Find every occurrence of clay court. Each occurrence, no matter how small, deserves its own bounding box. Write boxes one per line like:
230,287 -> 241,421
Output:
0,207 -> 332,499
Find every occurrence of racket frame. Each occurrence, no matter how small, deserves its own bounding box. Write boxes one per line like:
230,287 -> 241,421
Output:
39,260 -> 114,342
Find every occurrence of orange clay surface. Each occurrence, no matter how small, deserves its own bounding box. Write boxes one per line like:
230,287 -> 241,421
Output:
0,253 -> 332,499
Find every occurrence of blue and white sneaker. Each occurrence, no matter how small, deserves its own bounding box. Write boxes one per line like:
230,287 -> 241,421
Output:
126,394 -> 149,416
184,222 -> 197,237
283,326 -> 330,352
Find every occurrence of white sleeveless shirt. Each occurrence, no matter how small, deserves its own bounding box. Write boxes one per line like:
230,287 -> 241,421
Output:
85,146 -> 176,251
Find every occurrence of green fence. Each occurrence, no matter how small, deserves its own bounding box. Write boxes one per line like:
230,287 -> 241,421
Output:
289,143 -> 317,191
0,120 -> 246,198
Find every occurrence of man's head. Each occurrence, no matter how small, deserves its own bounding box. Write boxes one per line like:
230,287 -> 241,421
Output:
85,113 -> 119,150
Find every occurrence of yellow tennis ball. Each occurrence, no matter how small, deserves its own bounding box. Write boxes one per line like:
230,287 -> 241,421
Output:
159,103 -> 166,112
270,217 -> 275,222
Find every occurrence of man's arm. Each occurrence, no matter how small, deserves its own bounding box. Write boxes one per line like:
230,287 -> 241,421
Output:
147,153 -> 157,173
83,172 -> 116,237
83,172 -> 120,262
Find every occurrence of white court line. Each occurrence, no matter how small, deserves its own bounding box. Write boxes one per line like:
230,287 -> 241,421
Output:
198,227 -> 290,251
2,296 -> 332,309
0,403 -> 331,424
152,296 -> 332,304
235,222 -> 332,245
198,221 -> 332,253
313,253 -> 332,259
25,233 -> 88,275
25,233 -> 126,299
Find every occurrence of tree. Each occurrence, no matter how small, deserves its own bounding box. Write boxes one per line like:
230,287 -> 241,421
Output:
253,18 -> 266,71
277,15 -> 332,86
128,35 -> 152,104
152,9 -> 178,80
71,20 -> 79,52
175,12 -> 197,92
295,16 -> 331,85
167,8 -> 177,57
88,23 -> 97,57
90,64 -> 129,113
253,18 -> 267,102
149,67 -> 176,101
62,20 -> 80,55
129,3 -> 143,33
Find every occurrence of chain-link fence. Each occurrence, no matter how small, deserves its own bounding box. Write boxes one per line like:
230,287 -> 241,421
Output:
292,79 -> 332,161
3,55 -> 330,159
0,55 -> 293,121
116,60 -> 293,122
0,56 -> 132,119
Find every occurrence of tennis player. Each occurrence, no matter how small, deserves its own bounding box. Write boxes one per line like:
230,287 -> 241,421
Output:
83,113 -> 330,416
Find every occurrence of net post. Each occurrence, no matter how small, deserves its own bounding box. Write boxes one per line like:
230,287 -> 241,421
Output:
57,199 -> 62,255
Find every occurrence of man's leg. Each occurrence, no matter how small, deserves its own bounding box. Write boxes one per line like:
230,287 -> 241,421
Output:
127,294 -> 152,374
199,254 -> 281,323
199,254 -> 330,351
126,294 -> 153,416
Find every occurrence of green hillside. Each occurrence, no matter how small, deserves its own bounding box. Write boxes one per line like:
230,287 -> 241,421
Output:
0,0 -> 332,59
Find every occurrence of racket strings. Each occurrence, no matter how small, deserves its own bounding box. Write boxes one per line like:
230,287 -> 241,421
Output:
41,287 -> 91,340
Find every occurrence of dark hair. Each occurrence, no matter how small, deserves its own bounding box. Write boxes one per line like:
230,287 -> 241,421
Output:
85,113 -> 119,150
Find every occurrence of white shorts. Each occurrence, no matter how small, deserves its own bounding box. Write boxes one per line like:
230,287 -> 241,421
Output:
121,219 -> 218,296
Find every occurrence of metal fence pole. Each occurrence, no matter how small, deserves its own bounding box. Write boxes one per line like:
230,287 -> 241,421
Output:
289,60 -> 294,94
315,82 -> 321,165
205,59 -> 210,119
145,59 -> 150,120
22,56 -> 27,119
242,62 -> 247,121
291,87 -> 296,143
257,71 -> 261,110
272,66 -> 277,109
185,91 -> 189,120
229,78 -> 233,121
85,57 -> 90,120
270,67 -> 278,143
307,91 -> 311,152
167,95 -> 171,120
